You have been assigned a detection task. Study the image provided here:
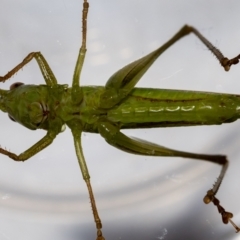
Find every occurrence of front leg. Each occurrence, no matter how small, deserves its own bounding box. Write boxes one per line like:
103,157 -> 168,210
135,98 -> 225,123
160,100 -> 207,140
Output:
0,130 -> 57,161
0,52 -> 58,86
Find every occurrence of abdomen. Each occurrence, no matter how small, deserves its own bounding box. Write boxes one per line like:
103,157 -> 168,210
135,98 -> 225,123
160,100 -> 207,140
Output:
107,88 -> 240,129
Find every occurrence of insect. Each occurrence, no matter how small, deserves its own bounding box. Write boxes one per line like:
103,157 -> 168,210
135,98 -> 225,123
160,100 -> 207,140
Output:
1,1 -> 240,239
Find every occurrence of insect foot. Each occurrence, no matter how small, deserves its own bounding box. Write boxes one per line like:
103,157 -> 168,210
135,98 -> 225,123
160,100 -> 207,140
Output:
221,54 -> 240,71
97,229 -> 105,240
204,190 -> 240,233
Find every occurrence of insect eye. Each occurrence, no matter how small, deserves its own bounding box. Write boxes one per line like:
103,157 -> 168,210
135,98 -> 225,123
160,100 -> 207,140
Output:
8,114 -> 16,122
10,82 -> 24,90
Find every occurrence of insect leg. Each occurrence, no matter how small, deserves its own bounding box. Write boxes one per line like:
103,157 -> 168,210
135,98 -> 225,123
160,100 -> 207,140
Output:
98,121 -> 240,232
99,25 -> 240,109
70,122 -> 105,240
0,129 -> 58,161
71,0 -> 89,104
191,27 -> 240,71
0,52 -> 58,86
70,2 -> 105,239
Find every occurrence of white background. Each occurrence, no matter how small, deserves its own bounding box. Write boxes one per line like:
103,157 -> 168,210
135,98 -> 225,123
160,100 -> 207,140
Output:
0,0 -> 240,240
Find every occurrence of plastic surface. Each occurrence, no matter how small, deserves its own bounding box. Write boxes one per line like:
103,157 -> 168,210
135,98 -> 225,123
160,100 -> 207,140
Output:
0,1 -> 240,240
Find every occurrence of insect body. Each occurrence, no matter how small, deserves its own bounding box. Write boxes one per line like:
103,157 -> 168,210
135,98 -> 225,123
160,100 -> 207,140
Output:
1,1 -> 240,239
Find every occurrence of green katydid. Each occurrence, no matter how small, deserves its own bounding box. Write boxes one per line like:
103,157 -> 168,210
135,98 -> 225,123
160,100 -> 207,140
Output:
1,1 -> 240,239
